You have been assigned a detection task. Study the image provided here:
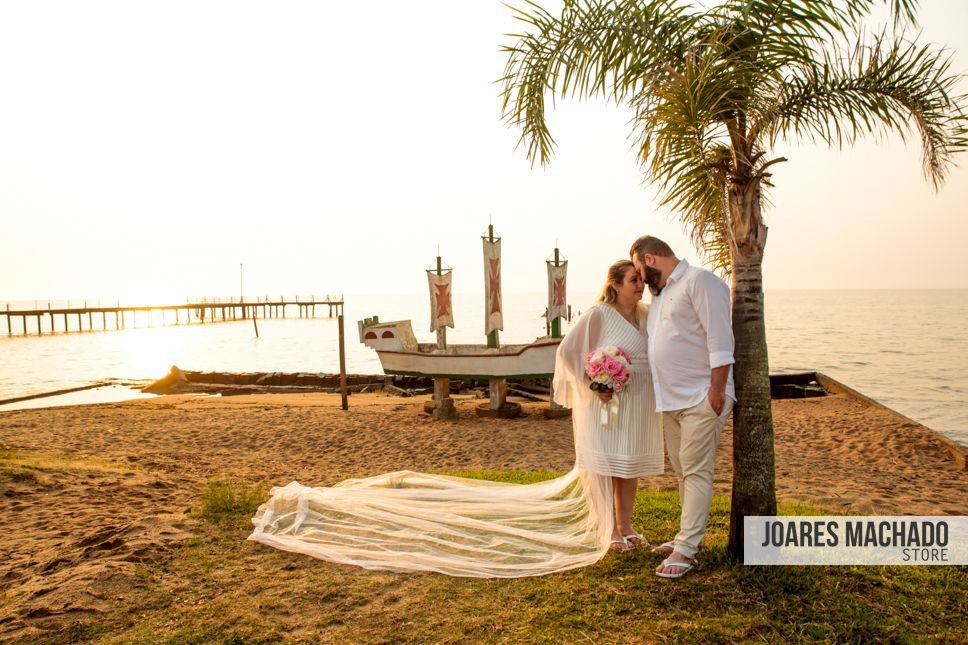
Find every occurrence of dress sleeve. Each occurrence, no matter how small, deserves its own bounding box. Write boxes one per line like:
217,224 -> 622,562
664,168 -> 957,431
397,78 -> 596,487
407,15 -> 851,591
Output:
552,306 -> 604,408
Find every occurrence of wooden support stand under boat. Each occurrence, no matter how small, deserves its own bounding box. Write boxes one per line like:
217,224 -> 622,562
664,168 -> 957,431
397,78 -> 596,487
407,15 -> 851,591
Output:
544,383 -> 572,419
475,379 -> 522,418
423,377 -> 457,420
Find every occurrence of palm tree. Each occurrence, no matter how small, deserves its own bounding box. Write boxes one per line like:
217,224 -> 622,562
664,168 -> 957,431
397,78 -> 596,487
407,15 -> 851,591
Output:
501,0 -> 967,556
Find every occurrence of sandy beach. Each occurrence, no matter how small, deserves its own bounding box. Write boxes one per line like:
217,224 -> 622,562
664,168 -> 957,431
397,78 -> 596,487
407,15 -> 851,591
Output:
1,390 -> 965,639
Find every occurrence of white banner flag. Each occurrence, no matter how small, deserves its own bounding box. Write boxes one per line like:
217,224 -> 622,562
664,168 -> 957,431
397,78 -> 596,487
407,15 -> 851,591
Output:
482,237 -> 503,335
546,261 -> 568,322
427,270 -> 454,332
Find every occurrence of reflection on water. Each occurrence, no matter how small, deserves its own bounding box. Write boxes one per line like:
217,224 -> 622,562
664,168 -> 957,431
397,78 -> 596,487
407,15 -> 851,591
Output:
0,385 -> 158,412
1,290 -> 965,445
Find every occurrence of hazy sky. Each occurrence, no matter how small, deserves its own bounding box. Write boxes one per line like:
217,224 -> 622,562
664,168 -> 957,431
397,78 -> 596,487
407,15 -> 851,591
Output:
1,1 -> 966,303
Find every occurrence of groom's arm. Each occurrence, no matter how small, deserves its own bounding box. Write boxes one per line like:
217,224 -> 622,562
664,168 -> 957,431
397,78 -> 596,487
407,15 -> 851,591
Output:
692,272 -> 735,415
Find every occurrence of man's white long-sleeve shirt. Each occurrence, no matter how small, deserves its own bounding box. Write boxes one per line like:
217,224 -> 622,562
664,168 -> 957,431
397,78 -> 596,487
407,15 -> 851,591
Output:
646,259 -> 735,412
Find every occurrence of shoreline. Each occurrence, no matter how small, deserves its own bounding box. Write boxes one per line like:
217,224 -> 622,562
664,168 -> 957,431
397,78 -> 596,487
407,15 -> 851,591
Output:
3,368 -> 966,454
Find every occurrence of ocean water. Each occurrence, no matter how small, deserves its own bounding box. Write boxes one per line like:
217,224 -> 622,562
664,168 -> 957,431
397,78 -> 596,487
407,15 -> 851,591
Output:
1,290 -> 965,446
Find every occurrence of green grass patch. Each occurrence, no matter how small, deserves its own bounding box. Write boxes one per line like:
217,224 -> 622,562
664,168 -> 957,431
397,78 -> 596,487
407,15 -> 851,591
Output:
197,479 -> 270,523
440,468 -> 566,485
40,470 -> 967,644
0,466 -> 40,485
0,448 -> 135,474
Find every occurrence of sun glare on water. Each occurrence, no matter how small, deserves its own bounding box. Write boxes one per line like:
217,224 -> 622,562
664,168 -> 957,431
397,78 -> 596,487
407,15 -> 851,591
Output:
113,320 -> 189,381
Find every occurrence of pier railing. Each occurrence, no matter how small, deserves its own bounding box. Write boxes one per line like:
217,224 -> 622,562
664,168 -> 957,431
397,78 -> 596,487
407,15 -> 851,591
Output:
2,296 -> 344,336
188,295 -> 343,305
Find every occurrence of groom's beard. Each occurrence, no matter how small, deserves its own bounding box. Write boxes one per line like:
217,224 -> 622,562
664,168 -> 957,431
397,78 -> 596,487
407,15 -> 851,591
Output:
644,265 -> 663,296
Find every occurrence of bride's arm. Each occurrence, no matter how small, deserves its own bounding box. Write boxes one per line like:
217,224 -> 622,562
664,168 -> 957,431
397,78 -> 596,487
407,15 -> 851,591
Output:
552,306 -> 605,408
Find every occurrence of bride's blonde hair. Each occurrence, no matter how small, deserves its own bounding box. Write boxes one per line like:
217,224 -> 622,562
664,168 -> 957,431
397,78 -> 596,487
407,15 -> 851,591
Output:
598,260 -> 635,304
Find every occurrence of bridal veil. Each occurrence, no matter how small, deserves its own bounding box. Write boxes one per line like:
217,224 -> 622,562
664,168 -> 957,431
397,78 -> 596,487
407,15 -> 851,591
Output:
248,309 -> 617,577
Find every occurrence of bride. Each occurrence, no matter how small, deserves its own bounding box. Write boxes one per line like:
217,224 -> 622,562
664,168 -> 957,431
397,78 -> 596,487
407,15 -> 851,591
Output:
248,260 -> 663,577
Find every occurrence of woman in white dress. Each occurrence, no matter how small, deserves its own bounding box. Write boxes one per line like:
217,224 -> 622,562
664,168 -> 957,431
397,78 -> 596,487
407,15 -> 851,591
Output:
552,260 -> 664,550
247,261 -> 663,577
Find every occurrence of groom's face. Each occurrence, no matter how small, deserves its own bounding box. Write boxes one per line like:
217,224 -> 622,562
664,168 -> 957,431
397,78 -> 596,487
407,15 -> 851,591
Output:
633,254 -> 663,296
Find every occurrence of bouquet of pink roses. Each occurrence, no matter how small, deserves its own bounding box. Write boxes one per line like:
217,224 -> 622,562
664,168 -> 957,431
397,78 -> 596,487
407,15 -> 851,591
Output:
585,346 -> 632,425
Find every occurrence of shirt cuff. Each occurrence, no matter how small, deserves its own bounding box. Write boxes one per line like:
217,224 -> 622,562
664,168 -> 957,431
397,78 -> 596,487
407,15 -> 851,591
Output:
709,351 -> 734,368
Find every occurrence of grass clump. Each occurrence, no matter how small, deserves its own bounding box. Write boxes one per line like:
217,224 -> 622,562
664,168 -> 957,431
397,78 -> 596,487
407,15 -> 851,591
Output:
0,448 -> 133,473
0,467 -> 40,485
197,479 -> 269,523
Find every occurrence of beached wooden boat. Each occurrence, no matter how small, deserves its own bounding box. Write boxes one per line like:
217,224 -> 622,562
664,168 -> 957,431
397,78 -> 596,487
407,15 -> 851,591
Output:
358,318 -> 560,380
357,228 -> 569,419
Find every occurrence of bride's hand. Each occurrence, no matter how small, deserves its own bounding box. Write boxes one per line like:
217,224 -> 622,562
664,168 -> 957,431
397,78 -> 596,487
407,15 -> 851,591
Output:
597,391 -> 613,403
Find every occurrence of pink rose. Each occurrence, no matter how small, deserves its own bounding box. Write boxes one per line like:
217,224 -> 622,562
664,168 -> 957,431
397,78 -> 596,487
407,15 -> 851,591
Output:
614,366 -> 629,384
616,347 -> 632,363
586,361 -> 602,378
603,357 -> 622,377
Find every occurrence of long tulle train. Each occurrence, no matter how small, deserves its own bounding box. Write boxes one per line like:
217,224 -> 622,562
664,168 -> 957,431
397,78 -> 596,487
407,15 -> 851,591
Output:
248,468 -> 613,578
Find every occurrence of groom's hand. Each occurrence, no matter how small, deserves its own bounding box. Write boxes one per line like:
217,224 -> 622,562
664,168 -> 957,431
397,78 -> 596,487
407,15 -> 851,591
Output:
707,387 -> 726,415
707,365 -> 730,415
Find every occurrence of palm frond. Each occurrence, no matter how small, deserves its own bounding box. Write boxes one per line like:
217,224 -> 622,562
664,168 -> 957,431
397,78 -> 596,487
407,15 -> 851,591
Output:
500,0 -> 697,166
630,36 -> 737,272
758,33 -> 968,188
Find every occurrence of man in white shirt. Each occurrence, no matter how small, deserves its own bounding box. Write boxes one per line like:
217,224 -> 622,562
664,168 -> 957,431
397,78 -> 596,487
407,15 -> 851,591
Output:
630,235 -> 735,579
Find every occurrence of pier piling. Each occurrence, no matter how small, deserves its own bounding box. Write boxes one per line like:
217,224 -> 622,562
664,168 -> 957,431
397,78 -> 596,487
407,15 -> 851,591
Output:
338,314 -> 348,410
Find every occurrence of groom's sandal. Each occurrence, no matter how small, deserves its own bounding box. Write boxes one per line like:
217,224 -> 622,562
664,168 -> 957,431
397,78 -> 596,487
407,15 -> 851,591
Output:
655,557 -> 695,579
651,541 -> 676,556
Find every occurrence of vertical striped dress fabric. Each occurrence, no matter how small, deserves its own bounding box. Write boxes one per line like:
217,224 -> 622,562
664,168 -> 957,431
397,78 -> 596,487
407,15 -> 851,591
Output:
574,304 -> 664,478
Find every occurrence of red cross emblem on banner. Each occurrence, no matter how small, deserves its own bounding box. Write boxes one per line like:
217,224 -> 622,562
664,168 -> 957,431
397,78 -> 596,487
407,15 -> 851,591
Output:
434,283 -> 451,317
553,277 -> 566,306
488,258 -> 502,315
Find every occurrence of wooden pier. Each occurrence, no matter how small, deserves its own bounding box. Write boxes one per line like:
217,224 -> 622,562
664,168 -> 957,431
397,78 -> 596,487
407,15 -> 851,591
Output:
2,296 -> 344,336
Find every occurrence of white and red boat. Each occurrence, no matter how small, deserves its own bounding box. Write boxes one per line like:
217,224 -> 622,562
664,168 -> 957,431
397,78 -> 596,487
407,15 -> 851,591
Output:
357,230 -> 568,396
358,318 -> 560,380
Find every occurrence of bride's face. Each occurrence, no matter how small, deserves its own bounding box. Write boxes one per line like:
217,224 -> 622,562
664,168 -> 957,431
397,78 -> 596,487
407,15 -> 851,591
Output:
613,267 -> 645,304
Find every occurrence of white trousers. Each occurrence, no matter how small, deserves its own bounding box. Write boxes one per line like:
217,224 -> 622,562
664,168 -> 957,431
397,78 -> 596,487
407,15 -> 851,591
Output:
663,396 -> 734,559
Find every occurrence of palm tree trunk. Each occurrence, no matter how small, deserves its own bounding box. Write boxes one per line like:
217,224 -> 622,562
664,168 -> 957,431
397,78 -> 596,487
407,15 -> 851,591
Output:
727,190 -> 778,559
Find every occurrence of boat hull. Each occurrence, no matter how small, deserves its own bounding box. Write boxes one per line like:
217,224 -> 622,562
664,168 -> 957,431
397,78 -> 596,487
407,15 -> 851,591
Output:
374,340 -> 560,380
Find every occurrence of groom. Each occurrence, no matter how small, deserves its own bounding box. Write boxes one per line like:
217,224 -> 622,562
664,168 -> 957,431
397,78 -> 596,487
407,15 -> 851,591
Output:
630,236 -> 735,578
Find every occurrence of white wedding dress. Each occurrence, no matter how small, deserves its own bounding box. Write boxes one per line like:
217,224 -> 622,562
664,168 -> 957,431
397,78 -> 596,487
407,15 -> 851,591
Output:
248,303 -> 663,578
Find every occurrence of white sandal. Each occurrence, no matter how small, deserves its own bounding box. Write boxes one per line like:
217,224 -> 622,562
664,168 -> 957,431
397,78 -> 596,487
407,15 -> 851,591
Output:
622,531 -> 650,548
610,536 -> 632,551
651,541 -> 676,555
655,557 -> 695,579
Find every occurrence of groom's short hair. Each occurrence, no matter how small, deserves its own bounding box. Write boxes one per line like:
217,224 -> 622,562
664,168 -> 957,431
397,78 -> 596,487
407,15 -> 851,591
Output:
630,236 -> 674,260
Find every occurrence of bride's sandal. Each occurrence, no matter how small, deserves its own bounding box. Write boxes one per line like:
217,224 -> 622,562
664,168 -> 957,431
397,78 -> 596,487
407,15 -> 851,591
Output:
623,531 -> 650,549
610,537 -> 632,551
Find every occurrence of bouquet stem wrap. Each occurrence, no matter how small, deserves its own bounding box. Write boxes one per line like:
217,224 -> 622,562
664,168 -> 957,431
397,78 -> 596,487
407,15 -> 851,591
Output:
599,397 -> 619,427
